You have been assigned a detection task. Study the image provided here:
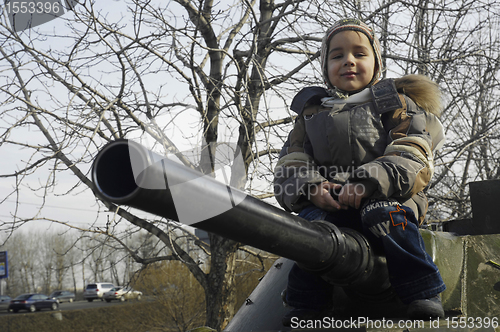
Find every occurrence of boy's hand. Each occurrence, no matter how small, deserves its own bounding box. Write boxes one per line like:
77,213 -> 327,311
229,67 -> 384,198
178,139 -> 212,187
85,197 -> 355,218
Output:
309,182 -> 348,211
338,182 -> 374,209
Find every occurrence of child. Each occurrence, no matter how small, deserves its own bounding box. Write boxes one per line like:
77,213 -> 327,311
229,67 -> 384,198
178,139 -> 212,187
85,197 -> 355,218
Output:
273,18 -> 446,325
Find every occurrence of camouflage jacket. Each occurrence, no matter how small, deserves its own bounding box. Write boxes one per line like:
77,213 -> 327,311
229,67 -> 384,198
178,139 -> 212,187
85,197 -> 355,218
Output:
273,75 -> 445,224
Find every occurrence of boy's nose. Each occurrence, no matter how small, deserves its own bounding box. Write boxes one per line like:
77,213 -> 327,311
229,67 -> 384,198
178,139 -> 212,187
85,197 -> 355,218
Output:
343,55 -> 355,66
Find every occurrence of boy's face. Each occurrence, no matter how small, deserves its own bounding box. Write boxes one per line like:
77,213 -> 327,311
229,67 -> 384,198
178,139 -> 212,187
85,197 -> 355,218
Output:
327,30 -> 376,92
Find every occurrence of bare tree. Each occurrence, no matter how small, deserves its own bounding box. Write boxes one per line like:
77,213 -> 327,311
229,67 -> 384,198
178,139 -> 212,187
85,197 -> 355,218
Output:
0,0 -> 499,329
393,1 -> 500,221
41,235 -> 55,294
135,260 -> 206,331
51,232 -> 77,291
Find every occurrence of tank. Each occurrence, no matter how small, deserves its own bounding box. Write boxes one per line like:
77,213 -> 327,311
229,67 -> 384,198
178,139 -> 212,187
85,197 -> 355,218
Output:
92,140 -> 500,331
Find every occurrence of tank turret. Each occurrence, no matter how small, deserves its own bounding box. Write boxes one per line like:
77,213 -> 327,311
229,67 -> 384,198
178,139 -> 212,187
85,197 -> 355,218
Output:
92,140 -> 500,331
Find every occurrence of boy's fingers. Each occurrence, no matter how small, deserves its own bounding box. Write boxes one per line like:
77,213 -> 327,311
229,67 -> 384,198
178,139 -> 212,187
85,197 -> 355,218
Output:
324,183 -> 341,197
320,188 -> 341,209
354,195 -> 362,209
319,182 -> 340,193
338,184 -> 361,208
338,185 -> 348,202
331,183 -> 343,192
319,183 -> 347,211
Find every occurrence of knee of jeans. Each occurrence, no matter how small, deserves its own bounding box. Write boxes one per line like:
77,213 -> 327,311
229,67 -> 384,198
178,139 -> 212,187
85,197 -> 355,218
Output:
298,206 -> 328,221
361,200 -> 417,227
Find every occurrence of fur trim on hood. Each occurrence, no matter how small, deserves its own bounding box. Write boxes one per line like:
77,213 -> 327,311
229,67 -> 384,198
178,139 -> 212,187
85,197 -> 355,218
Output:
395,74 -> 442,117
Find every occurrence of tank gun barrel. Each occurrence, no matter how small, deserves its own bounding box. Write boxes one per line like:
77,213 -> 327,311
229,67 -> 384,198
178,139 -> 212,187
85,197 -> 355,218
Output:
92,140 -> 389,293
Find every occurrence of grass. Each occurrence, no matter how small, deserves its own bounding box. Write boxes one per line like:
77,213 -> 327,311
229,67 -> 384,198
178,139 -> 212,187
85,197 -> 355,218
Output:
0,300 -> 184,332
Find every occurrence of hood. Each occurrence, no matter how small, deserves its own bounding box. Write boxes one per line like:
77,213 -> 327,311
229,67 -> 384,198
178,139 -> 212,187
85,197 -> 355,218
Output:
395,74 -> 442,116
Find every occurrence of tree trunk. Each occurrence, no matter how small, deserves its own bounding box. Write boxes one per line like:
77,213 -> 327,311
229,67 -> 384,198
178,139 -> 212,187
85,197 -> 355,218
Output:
204,235 -> 239,330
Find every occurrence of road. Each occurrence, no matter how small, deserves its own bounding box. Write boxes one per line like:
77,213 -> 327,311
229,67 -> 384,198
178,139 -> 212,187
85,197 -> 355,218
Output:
0,299 -> 136,316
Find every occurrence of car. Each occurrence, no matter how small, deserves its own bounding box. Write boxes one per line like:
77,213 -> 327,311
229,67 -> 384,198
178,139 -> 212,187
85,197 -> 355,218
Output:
0,295 -> 11,311
103,286 -> 143,302
49,290 -> 75,303
83,282 -> 115,302
8,293 -> 58,313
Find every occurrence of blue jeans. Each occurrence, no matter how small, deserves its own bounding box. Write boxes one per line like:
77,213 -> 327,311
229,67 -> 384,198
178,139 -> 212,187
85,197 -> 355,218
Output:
286,200 -> 446,310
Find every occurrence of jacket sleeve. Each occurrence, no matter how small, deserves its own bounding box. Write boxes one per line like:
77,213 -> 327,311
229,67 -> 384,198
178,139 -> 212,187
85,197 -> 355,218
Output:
273,114 -> 327,212
350,95 -> 445,199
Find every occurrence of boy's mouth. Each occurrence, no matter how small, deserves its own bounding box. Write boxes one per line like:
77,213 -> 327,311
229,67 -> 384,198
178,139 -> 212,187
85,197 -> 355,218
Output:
342,71 -> 357,78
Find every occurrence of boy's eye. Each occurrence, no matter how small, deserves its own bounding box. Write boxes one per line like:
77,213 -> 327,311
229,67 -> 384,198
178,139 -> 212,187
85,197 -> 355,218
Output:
330,52 -> 367,60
